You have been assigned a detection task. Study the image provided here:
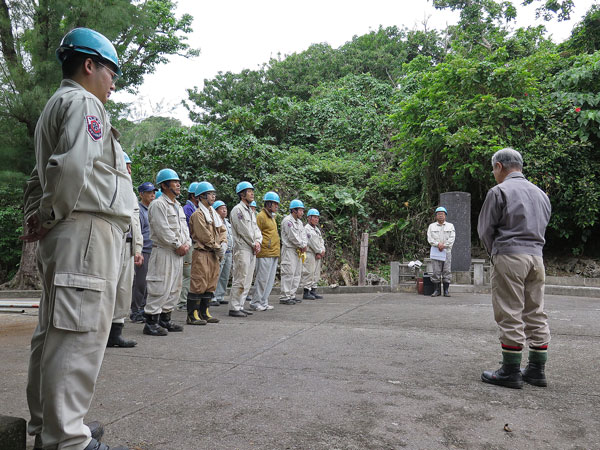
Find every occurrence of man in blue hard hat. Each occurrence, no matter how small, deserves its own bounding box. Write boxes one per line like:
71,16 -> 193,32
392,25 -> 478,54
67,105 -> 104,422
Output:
130,182 -> 157,323
143,168 -> 191,336
300,209 -> 326,300
229,181 -> 262,317
213,200 -> 233,306
177,181 -> 200,311
279,199 -> 308,304
427,206 -> 455,297
250,191 -> 281,311
21,27 -> 130,450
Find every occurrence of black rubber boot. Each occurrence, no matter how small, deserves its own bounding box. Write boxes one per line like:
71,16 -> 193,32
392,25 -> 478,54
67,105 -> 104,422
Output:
186,294 -> 206,325
159,311 -> 183,332
481,364 -> 523,389
83,437 -> 129,450
303,288 -> 316,300
143,313 -> 168,336
431,283 -> 441,297
107,322 -> 137,347
443,282 -> 451,297
521,362 -> 547,387
200,295 -> 220,323
311,288 -> 323,299
34,421 -> 105,450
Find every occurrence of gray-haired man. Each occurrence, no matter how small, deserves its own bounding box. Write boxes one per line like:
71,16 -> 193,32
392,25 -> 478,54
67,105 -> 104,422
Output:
478,148 -> 551,389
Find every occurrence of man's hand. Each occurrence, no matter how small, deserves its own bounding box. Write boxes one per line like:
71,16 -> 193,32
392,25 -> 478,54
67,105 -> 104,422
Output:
437,243 -> 445,251
20,213 -> 50,243
176,244 -> 190,256
253,242 -> 261,255
315,253 -> 322,260
134,253 -> 144,266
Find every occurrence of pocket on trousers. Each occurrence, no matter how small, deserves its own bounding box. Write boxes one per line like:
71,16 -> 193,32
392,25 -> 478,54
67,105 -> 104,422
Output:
53,273 -> 106,332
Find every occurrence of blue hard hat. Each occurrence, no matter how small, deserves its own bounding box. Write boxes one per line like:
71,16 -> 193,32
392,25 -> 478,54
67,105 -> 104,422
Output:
307,208 -> 320,217
56,28 -> 121,76
236,181 -> 254,194
213,200 -> 226,210
250,201 -> 257,207
138,182 -> 157,193
123,152 -> 131,164
155,190 -> 163,199
263,191 -> 280,203
289,199 -> 304,210
196,181 -> 216,196
156,168 -> 179,185
188,182 -> 199,194
435,206 -> 448,214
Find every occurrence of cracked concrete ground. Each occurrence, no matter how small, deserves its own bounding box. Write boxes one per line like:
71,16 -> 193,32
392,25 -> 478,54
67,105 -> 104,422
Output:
1,291 -> 599,449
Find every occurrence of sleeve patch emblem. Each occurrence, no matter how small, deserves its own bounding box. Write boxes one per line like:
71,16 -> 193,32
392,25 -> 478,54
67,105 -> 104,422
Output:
86,115 -> 102,141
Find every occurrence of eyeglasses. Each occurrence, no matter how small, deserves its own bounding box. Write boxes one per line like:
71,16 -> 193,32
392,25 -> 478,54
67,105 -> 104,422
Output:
96,61 -> 119,83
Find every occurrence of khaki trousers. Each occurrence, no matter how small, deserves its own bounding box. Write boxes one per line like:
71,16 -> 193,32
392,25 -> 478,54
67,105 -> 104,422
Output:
144,247 -> 184,315
230,247 -> 255,311
491,253 -> 550,348
300,252 -> 321,290
430,252 -> 451,283
27,213 -> 125,450
190,249 -> 220,294
113,242 -> 133,323
178,246 -> 192,304
280,246 -> 302,300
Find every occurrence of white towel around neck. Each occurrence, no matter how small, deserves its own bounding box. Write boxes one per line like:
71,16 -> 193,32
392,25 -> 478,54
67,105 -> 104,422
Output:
198,202 -> 223,228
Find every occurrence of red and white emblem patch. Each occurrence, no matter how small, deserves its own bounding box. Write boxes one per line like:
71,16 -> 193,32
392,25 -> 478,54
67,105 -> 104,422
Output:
85,115 -> 102,141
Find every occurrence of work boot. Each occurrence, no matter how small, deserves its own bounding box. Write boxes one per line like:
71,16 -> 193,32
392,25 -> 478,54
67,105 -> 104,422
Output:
521,362 -> 547,387
279,298 -> 296,305
186,295 -> 206,325
200,296 -> 220,323
431,283 -> 441,297
159,311 -> 183,332
311,288 -> 323,299
443,282 -> 451,297
303,288 -> 316,300
107,323 -> 137,348
143,313 -> 168,336
83,437 -> 129,450
481,364 -> 523,389
34,422 -> 104,450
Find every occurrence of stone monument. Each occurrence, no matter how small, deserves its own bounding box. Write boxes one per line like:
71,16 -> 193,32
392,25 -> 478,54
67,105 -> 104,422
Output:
439,192 -> 471,273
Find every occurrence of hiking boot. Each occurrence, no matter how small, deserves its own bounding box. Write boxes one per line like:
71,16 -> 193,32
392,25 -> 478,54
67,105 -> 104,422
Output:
143,313 -> 168,336
159,311 -> 183,332
521,362 -> 547,387
481,364 -> 523,389
311,288 -> 323,299
303,288 -> 316,300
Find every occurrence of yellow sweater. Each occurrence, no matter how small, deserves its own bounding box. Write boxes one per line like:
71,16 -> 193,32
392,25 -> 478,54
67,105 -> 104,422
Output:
256,209 -> 280,257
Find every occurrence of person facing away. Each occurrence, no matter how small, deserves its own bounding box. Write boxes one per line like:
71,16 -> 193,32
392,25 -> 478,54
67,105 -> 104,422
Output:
478,147 -> 551,389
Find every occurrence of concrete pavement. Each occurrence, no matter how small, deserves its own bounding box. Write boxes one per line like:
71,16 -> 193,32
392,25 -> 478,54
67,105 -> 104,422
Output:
1,291 -> 599,449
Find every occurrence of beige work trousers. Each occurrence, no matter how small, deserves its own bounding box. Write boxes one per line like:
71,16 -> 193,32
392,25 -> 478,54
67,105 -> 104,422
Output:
190,249 -> 220,294
491,253 -> 551,348
301,252 -> 322,290
178,246 -> 192,304
27,213 -> 125,450
112,242 -> 133,323
230,247 -> 255,311
280,246 -> 302,300
144,246 -> 184,315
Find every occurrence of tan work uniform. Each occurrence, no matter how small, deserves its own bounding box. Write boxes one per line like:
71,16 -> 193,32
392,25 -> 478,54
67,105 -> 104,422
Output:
280,214 -> 308,300
24,79 -> 133,450
145,194 -> 191,315
301,223 -> 325,290
189,203 -> 227,294
113,173 -> 143,323
230,201 -> 262,312
427,221 -> 455,284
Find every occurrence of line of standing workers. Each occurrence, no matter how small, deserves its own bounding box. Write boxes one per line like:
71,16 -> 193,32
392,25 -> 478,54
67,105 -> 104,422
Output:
114,167 -> 327,341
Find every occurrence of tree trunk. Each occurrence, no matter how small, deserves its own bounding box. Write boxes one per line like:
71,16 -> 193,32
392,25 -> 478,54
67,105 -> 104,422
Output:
1,240 -> 40,290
